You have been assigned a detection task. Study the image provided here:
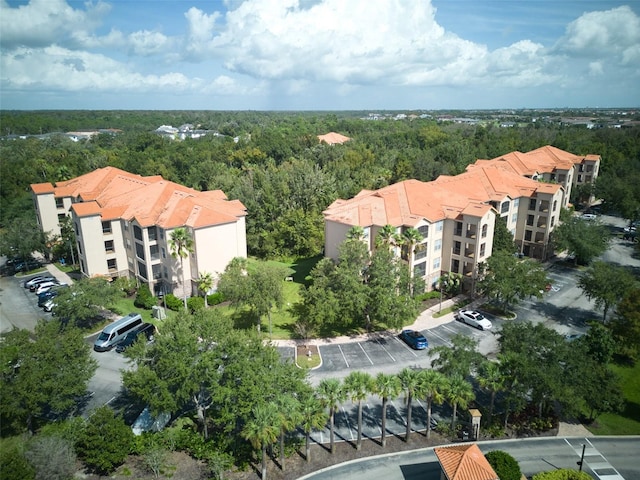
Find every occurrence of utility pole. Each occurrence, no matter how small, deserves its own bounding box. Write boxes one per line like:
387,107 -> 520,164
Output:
577,444 -> 586,472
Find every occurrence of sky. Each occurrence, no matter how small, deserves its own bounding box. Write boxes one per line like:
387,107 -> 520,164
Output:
1,0 -> 639,110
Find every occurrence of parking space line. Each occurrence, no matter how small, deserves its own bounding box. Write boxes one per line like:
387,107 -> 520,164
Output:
428,330 -> 452,346
394,336 -> 418,357
338,344 -> 350,368
340,406 -> 355,440
375,338 -> 396,362
358,343 -> 374,365
440,324 -> 458,334
367,403 -> 382,434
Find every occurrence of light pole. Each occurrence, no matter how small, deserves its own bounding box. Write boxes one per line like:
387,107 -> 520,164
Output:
577,444 -> 586,472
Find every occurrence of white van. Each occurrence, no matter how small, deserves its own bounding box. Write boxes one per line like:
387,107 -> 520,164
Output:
94,313 -> 143,352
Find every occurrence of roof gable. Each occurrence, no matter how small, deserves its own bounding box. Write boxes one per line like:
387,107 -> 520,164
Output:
434,444 -> 498,480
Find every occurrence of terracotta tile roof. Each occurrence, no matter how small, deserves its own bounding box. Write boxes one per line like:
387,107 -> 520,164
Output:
31,182 -> 55,194
434,444 -> 498,480
317,132 -> 352,145
38,167 -> 246,229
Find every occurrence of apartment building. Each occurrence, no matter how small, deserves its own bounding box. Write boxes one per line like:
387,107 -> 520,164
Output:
324,146 -> 600,291
31,167 -> 247,298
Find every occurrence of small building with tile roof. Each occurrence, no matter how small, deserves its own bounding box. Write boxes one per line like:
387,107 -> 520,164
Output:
323,146 -> 599,291
434,443 -> 499,480
31,167 -> 246,299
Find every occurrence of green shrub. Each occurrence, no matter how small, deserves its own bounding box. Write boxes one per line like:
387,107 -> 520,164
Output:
207,292 -> 225,306
416,291 -> 441,301
485,450 -> 522,480
134,285 -> 156,309
113,277 -> 137,296
75,406 -> 134,475
187,296 -> 205,313
533,469 -> 593,480
0,438 -> 35,480
164,294 -> 184,311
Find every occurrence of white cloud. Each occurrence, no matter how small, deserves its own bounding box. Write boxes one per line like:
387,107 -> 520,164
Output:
0,0 -> 110,49
1,46 -> 196,92
555,6 -> 640,58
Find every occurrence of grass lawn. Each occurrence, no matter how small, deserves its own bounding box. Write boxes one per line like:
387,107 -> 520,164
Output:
587,360 -> 640,435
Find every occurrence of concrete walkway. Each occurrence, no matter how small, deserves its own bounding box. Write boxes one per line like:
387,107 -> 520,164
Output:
45,263 -> 76,286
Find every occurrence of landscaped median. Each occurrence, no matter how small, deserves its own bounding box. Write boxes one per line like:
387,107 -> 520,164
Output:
295,343 -> 322,369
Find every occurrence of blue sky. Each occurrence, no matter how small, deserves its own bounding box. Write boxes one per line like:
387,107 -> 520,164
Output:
1,0 -> 638,110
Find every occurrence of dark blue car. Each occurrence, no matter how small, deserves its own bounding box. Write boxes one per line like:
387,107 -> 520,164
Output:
399,329 -> 428,350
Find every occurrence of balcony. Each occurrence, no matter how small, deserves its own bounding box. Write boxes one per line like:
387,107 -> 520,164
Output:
465,249 -> 475,258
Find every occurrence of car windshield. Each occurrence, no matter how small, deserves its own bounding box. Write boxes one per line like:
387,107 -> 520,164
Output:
97,332 -> 110,342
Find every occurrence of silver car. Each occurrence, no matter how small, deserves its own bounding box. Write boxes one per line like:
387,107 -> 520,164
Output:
456,309 -> 493,330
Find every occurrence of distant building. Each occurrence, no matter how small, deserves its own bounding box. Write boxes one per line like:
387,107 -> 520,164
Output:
31,167 -> 247,298
323,145 -> 600,292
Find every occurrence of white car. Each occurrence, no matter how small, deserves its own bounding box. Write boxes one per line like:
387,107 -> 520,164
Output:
35,281 -> 62,295
456,309 -> 493,330
43,299 -> 57,312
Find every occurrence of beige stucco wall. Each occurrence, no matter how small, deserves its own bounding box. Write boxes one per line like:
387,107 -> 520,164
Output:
324,220 -> 353,261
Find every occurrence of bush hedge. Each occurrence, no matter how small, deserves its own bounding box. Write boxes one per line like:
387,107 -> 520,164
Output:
485,450 -> 522,480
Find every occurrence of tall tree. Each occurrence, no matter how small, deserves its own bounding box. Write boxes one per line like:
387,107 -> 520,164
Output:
578,261 -> 637,322
298,393 -> 328,463
477,361 -> 506,422
418,369 -> 449,439
552,215 -> 610,265
373,373 -> 401,447
398,367 -> 421,442
0,320 -> 97,434
430,334 -> 484,378
610,288 -> 640,360
477,251 -> 549,309
197,271 -> 215,308
242,403 -> 280,480
317,378 -> 345,454
169,227 -> 194,309
274,395 -> 301,472
445,374 -> 475,432
492,216 -> 517,254
343,371 -> 373,450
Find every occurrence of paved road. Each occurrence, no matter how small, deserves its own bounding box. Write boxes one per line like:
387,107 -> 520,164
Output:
299,437 -> 640,480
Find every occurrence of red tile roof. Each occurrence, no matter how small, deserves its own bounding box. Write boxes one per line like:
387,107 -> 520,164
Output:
34,167 -> 246,229
434,444 -> 499,480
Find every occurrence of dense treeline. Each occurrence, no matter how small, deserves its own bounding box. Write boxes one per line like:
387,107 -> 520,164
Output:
1,111 -> 639,260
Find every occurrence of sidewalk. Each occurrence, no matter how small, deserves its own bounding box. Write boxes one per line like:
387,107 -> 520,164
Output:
45,263 -> 75,286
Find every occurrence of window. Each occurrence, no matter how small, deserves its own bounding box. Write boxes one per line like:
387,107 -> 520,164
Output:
529,199 -> 537,210
586,175 -> 592,183
454,221 -> 463,236
74,222 -> 79,236
150,244 -> 160,260
123,221 -> 128,231
558,174 -> 566,183
436,221 -> 443,232
433,257 -> 441,270
58,213 -> 66,223
586,164 -> 593,172
135,242 -> 145,259
77,242 -> 82,254
453,241 -> 461,255
434,238 -> 442,251
501,201 -> 510,214
133,225 -> 143,241
161,247 -> 166,259
511,213 -> 518,224
481,224 -> 488,238
148,226 -> 158,242
451,259 -> 460,273
577,174 -> 582,182
415,248 -> 427,260
551,216 -> 555,227
55,198 -> 64,209
152,264 -> 162,280
102,221 -> 112,234
513,198 -> 519,208
413,262 -> 426,277
107,259 -> 117,271
104,240 -> 114,253
553,200 -> 557,211
480,243 -> 486,257
527,214 -> 534,226
137,261 -> 147,280
524,230 -> 532,241
126,239 -> 131,250
418,225 -> 429,238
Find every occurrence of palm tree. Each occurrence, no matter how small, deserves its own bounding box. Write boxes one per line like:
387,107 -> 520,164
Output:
346,225 -> 365,241
343,371 -> 373,450
298,393 -> 328,463
375,224 -> 398,251
242,403 -> 280,480
197,271 -> 214,308
477,361 -> 506,423
275,395 -> 301,472
169,227 -> 194,309
445,374 -> 475,432
317,378 -> 346,454
419,369 -> 449,439
373,372 -> 401,447
398,367 -> 421,442
400,227 -> 423,265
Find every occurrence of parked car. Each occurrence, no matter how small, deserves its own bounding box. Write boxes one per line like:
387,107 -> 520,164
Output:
25,275 -> 53,289
456,309 -> 493,330
35,281 -> 63,295
399,329 -> 428,350
28,276 -> 56,291
43,299 -> 57,312
38,285 -> 68,306
581,213 -> 596,221
115,323 -> 155,353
